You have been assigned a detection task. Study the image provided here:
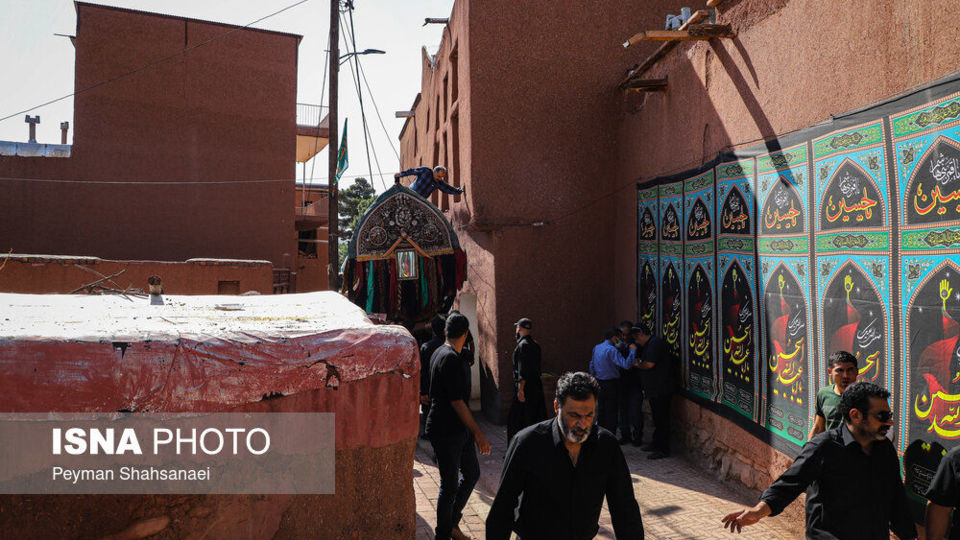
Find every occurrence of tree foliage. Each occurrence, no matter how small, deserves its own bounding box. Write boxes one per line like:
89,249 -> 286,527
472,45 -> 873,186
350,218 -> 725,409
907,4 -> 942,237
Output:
338,177 -> 376,238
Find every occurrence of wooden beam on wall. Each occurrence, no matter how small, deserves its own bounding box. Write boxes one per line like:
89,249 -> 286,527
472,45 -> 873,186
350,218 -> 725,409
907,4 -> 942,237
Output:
622,9 -> 709,48
624,78 -> 668,92
627,24 -> 734,43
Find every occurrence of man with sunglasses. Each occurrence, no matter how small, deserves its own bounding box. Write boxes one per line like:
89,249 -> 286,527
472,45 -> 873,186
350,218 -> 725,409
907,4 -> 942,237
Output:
720,381 -> 916,539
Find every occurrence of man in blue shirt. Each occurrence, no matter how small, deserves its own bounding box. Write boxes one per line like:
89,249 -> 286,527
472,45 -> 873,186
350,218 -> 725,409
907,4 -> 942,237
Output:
589,328 -> 636,435
395,166 -> 465,199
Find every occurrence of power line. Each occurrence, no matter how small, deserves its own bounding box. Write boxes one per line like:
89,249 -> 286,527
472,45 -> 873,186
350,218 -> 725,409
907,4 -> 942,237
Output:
339,6 -> 386,191
307,29 -> 332,189
0,177 -> 292,185
0,0 -> 311,124
357,54 -> 401,161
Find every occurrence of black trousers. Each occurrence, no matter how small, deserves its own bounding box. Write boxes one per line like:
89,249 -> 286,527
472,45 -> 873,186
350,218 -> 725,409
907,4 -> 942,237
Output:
507,386 -> 547,442
597,379 -> 619,434
649,393 -> 671,453
430,431 -> 479,539
618,372 -> 644,441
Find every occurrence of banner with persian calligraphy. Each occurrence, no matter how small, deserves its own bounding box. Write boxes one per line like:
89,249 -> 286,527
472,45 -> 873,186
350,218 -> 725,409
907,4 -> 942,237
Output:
637,185 -> 659,334
757,143 -> 814,448
636,74 -> 960,461
716,159 -> 760,421
684,170 -> 718,400
895,89 -> 960,509
812,120 -> 893,398
660,181 -> 685,383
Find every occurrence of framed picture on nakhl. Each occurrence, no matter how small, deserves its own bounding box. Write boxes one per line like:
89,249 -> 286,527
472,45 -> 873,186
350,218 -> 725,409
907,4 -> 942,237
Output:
397,250 -> 418,280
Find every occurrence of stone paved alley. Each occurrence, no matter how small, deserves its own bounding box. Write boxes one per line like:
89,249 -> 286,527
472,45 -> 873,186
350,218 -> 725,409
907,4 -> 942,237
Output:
414,416 -> 801,539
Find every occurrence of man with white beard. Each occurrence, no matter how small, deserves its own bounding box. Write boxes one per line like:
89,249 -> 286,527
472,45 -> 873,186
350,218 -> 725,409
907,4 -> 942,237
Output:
486,372 -> 644,539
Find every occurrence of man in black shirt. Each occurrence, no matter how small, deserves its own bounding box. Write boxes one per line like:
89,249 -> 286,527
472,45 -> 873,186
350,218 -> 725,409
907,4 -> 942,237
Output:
486,371 -> 644,539
425,312 -> 491,540
420,314 -> 447,414
617,320 -> 645,446
632,325 -> 672,459
924,445 -> 960,539
721,381 -> 916,539
507,317 -> 547,442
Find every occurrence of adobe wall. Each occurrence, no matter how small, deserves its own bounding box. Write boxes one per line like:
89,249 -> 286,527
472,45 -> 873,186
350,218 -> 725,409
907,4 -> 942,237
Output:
0,3 -> 299,267
0,374 -> 418,538
612,0 -> 960,318
673,397 -> 804,535
0,294 -> 419,538
610,0 -> 960,497
0,255 -> 273,295
466,0 -> 686,419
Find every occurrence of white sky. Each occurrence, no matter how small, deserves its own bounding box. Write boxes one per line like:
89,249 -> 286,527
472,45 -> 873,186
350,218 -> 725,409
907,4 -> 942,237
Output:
0,0 -> 453,192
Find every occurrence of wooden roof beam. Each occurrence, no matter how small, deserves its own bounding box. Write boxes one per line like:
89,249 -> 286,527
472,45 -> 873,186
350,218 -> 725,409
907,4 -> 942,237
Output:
622,9 -> 710,48
625,24 -> 734,43
624,78 -> 668,92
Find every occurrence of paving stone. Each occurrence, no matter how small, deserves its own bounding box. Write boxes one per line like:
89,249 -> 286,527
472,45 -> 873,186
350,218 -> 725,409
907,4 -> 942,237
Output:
414,417 -> 800,539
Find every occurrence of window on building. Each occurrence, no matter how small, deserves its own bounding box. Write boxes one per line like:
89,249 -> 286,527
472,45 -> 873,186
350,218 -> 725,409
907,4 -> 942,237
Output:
451,113 -> 461,203
441,132 -> 449,211
218,280 -> 240,295
450,46 -> 459,104
443,74 -> 449,119
298,229 -> 318,257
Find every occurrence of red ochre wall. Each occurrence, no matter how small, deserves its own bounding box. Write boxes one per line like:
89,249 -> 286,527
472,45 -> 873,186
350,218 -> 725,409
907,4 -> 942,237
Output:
398,0 -> 687,421
397,0 -> 960,517
607,0 -> 960,524
0,255 -> 273,295
0,316 -> 419,538
0,3 -> 299,268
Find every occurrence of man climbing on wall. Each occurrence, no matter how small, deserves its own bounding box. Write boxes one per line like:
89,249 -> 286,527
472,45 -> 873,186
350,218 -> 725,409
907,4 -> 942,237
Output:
808,350 -> 858,439
395,165 -> 465,199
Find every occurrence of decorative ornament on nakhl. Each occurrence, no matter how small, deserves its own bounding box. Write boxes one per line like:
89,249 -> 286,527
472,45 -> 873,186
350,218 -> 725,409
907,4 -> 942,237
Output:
341,184 -> 466,322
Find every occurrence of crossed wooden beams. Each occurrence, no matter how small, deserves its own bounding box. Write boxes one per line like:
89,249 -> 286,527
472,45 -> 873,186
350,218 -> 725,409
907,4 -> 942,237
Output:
619,9 -> 735,91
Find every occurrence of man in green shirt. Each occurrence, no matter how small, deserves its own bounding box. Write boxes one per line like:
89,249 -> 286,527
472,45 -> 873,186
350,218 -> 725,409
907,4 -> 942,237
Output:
808,350 -> 858,439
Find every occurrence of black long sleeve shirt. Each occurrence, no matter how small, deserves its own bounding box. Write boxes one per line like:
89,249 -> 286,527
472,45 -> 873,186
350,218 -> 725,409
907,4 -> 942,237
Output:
512,335 -> 542,391
486,418 -> 644,540
760,424 -> 916,539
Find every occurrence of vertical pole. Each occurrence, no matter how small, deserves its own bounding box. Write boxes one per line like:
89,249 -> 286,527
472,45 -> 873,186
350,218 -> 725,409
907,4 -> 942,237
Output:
327,0 -> 340,290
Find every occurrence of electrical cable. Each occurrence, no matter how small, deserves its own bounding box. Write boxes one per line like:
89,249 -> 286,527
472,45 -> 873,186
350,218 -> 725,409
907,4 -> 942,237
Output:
344,6 -> 388,189
307,30 -> 332,188
338,8 -> 384,191
0,176 -> 292,185
356,56 -> 401,161
0,0 -> 311,124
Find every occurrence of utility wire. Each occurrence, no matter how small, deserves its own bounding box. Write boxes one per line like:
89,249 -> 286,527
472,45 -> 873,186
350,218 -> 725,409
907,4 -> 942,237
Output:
0,0 -> 311,124
356,56 -> 401,161
307,30 -> 332,188
0,177 -> 293,185
338,6 -> 385,191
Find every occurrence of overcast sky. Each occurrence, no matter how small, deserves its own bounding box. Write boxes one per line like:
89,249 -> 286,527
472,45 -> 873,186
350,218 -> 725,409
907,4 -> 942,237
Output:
0,0 -> 452,191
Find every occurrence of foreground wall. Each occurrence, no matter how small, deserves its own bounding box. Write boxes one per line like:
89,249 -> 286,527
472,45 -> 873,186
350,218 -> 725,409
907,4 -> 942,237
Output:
0,293 -> 418,538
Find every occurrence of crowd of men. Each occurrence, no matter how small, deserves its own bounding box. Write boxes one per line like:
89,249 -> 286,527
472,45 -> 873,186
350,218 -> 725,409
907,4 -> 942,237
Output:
588,321 -> 673,460
417,311 -> 960,539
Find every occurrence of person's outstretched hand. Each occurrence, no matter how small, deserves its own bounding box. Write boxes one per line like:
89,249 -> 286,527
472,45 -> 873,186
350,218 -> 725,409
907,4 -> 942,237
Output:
721,502 -> 771,533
